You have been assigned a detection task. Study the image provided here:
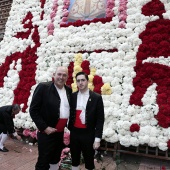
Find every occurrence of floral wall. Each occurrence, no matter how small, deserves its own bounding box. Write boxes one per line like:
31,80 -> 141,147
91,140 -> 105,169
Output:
0,0 -> 170,151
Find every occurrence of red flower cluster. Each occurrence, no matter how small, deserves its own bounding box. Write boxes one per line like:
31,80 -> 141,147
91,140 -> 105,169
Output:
130,0 -> 170,128
13,13 -> 40,112
66,59 -> 104,94
0,2 -> 46,112
66,62 -> 74,87
40,0 -> 46,8
161,166 -> 166,170
93,75 -> 104,94
142,0 -> 165,19
60,17 -> 112,27
81,60 -> 90,75
130,123 -> 140,132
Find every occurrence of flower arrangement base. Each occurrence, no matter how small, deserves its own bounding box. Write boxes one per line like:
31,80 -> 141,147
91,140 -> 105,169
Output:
15,128 -> 37,145
99,140 -> 170,161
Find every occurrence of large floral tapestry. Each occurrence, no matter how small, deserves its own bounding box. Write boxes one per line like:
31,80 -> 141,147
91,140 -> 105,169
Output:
0,0 -> 170,151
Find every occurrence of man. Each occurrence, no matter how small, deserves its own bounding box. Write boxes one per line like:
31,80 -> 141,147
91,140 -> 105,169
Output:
0,104 -> 21,152
30,66 -> 72,170
68,72 -> 104,170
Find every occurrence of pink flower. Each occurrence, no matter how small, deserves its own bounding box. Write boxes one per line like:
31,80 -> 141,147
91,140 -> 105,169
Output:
30,130 -> 37,139
50,11 -> 56,19
62,10 -> 69,17
47,23 -> 54,30
53,0 -> 58,6
23,129 -> 31,137
118,21 -> 126,28
59,147 -> 70,165
64,132 -> 70,145
48,30 -> 54,35
61,17 -> 68,22
119,14 -> 127,21
52,6 -> 58,12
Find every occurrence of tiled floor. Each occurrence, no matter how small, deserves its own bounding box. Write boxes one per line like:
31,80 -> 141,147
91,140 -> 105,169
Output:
0,139 -> 37,170
0,139 -> 116,170
0,139 -> 170,170
139,157 -> 170,170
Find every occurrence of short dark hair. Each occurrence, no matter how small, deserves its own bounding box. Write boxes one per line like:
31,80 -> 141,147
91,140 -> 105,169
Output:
12,104 -> 21,111
76,72 -> 89,81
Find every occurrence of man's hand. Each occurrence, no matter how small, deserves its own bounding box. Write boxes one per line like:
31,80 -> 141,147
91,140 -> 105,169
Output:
16,135 -> 22,141
93,141 -> 100,150
44,127 -> 57,135
8,134 -> 14,139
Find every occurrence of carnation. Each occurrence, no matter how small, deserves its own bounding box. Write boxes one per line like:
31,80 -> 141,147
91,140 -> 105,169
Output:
148,137 -> 158,147
130,123 -> 140,132
130,137 -> 139,146
138,135 -> 150,145
119,135 -> 130,147
101,83 -> 112,95
158,143 -> 168,151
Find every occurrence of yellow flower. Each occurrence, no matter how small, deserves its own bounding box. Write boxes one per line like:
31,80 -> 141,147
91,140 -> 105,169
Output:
71,83 -> 78,92
88,75 -> 94,83
74,53 -> 83,65
73,77 -> 76,83
88,83 -> 94,91
74,65 -> 82,74
90,68 -> 96,76
101,83 -> 112,95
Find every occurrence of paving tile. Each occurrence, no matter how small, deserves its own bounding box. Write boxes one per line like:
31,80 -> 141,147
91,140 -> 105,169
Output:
1,139 -> 170,170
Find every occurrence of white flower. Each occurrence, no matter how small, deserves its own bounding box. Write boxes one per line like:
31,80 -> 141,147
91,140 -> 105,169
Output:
138,135 -> 150,145
108,134 -> 119,143
157,136 -> 168,143
119,43 -> 131,52
122,121 -> 131,130
130,137 -> 139,146
148,137 -> 158,147
119,129 -> 129,135
103,128 -> 115,138
158,143 -> 168,151
24,121 -> 32,129
150,118 -> 158,126
119,135 -> 130,147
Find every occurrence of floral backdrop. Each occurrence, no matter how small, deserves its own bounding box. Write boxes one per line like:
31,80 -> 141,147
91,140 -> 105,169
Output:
0,0 -> 170,151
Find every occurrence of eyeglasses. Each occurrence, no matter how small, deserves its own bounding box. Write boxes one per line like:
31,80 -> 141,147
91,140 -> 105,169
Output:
76,79 -> 86,83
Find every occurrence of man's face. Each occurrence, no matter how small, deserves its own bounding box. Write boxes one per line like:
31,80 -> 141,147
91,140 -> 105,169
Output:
76,75 -> 88,92
53,67 -> 68,89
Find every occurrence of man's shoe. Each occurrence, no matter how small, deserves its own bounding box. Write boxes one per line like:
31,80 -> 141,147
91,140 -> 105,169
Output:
0,147 -> 9,152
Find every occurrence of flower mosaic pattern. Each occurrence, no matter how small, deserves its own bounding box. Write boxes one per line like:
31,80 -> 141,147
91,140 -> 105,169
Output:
0,0 -> 170,151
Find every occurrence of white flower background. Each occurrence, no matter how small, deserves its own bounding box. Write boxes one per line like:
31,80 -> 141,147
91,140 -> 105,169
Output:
0,0 -> 170,151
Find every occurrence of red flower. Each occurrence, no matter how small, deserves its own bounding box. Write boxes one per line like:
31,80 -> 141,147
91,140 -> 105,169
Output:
66,79 -> 73,87
40,0 -> 46,8
161,166 -> 166,170
142,0 -> 165,18
66,62 -> 74,86
93,75 -> 103,86
156,113 -> 170,128
93,84 -> 103,94
60,17 -> 112,27
81,60 -> 90,75
130,124 -> 140,132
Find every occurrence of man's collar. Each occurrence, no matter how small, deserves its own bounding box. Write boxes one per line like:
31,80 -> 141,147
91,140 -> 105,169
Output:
78,89 -> 89,95
54,84 -> 65,91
